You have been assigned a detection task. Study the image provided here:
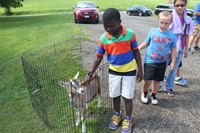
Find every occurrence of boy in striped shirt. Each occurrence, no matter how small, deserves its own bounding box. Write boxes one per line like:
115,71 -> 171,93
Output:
82,8 -> 143,133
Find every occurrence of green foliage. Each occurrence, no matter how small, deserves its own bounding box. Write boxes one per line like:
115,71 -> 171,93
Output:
0,0 -> 24,15
0,0 -> 198,15
0,13 -> 84,133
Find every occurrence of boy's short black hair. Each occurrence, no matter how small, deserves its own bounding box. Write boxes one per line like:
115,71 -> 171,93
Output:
102,8 -> 120,22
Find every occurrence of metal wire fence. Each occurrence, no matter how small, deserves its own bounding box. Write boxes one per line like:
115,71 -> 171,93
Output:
21,36 -> 113,133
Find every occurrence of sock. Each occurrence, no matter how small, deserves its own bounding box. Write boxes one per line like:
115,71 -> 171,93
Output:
152,93 -> 157,99
124,115 -> 131,120
143,89 -> 148,97
175,77 -> 181,80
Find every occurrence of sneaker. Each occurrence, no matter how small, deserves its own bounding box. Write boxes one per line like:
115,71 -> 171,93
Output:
164,76 -> 167,81
141,92 -> 148,104
174,77 -> 187,86
121,119 -> 132,133
165,88 -> 175,97
109,113 -> 121,130
158,81 -> 163,92
188,48 -> 193,54
151,95 -> 158,105
194,46 -> 200,51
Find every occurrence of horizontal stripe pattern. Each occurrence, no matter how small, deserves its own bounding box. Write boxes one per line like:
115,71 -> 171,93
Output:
97,25 -> 138,72
109,59 -> 137,72
107,50 -> 134,65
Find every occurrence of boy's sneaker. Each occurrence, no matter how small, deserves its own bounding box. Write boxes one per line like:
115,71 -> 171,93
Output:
174,77 -> 187,86
109,113 -> 121,130
121,118 -> 132,133
151,95 -> 158,105
165,88 -> 175,97
188,48 -> 193,54
194,46 -> 200,51
141,92 -> 148,104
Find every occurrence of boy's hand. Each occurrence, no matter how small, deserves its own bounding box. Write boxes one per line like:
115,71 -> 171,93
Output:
169,63 -> 175,71
184,50 -> 188,58
136,70 -> 143,83
81,75 -> 93,86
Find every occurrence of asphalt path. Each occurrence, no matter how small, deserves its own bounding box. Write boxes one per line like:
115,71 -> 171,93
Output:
80,11 -> 200,133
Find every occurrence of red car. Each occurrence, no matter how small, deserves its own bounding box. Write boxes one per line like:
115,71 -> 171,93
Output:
73,1 -> 99,23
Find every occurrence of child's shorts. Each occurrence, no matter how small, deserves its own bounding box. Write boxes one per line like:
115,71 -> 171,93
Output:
109,74 -> 136,99
192,24 -> 200,37
144,62 -> 166,81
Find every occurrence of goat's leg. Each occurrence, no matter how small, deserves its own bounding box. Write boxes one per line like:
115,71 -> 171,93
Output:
97,95 -> 101,107
86,103 -> 89,110
97,80 -> 101,108
81,109 -> 86,133
75,109 -> 81,126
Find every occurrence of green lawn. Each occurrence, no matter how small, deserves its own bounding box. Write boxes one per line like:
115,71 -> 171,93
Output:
0,0 -> 199,132
0,0 -> 198,15
0,13 -> 84,133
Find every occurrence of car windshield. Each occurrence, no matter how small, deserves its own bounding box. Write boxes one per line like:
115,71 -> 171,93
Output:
77,2 -> 96,8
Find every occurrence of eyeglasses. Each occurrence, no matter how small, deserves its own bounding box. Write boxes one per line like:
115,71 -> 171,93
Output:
174,4 -> 186,7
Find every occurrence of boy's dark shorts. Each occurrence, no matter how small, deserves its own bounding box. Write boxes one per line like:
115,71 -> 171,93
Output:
144,62 -> 167,81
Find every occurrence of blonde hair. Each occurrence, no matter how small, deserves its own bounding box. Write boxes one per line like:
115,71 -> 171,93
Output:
158,11 -> 173,21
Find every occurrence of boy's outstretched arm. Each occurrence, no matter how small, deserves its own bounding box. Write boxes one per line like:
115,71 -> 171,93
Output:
81,55 -> 103,85
138,41 -> 148,50
169,48 -> 176,70
133,49 -> 143,83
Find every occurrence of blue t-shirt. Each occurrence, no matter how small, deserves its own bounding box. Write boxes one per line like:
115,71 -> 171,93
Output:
144,28 -> 176,64
194,2 -> 200,24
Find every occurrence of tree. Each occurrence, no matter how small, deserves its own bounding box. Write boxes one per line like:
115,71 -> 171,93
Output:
0,0 -> 24,15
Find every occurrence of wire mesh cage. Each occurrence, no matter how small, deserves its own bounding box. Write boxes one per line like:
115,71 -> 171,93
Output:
21,36 -> 113,133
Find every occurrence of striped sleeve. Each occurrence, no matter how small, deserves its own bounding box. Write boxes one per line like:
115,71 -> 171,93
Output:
131,34 -> 138,50
96,40 -> 105,56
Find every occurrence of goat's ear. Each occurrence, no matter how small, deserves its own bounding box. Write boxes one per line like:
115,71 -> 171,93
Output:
59,81 -> 69,88
74,71 -> 79,79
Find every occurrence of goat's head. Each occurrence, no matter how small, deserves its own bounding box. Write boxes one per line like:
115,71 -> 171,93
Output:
59,71 -> 85,105
59,71 -> 84,94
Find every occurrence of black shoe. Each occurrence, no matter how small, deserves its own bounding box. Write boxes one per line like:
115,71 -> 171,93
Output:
194,46 -> 200,51
165,89 -> 175,97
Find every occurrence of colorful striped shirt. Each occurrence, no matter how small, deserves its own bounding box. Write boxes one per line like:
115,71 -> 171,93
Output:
97,25 -> 138,74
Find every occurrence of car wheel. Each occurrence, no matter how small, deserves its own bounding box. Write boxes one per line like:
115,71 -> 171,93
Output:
139,12 -> 142,16
127,12 -> 131,16
95,18 -> 99,23
74,18 -> 78,23
154,10 -> 160,15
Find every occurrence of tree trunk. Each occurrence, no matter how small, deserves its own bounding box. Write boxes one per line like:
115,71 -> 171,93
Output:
5,7 -> 12,15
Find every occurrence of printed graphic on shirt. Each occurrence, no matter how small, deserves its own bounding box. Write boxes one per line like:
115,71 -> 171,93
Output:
144,28 -> 176,64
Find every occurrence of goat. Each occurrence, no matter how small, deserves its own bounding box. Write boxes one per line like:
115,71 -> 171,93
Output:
59,71 -> 101,133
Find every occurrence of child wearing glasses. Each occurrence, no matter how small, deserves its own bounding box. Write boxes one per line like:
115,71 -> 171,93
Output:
164,0 -> 193,96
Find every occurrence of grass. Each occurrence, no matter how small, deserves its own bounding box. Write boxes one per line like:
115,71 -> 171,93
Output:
0,0 -> 198,15
0,13 -> 85,133
0,0 -> 198,132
